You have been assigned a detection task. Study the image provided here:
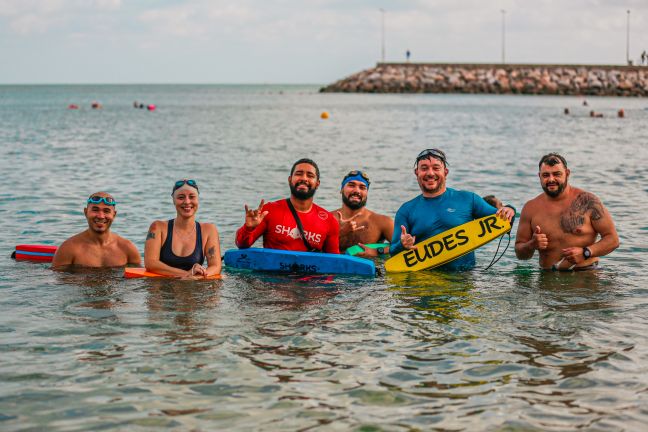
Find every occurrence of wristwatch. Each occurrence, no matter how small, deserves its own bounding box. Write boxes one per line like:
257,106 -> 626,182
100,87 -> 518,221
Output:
582,247 -> 592,259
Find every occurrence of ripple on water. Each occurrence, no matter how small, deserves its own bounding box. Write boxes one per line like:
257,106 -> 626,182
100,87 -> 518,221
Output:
1,88 -> 648,430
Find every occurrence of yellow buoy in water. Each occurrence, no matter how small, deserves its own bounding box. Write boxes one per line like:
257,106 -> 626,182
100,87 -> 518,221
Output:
320,111 -> 329,119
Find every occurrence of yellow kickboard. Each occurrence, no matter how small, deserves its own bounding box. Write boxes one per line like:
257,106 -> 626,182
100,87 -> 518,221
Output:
385,215 -> 511,273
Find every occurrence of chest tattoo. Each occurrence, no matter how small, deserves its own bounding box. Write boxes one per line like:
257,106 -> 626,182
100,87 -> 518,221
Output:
560,192 -> 603,233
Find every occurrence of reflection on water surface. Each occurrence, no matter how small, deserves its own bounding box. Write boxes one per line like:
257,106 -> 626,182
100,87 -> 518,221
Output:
1,86 -> 647,430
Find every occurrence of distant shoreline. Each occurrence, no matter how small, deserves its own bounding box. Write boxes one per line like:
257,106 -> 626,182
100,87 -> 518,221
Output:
320,63 -> 648,96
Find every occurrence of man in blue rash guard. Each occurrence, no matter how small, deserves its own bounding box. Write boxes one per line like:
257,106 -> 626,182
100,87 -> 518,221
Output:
390,149 -> 516,271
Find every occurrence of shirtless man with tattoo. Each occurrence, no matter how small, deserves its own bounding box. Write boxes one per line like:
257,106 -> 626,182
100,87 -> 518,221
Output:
515,153 -> 619,270
333,170 -> 393,257
52,192 -> 141,268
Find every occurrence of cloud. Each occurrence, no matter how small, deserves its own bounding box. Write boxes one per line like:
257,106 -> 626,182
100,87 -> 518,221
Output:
0,0 -> 647,83
0,0 -> 122,34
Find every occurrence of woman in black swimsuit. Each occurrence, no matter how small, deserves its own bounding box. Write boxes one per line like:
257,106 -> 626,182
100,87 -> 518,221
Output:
144,179 -> 221,278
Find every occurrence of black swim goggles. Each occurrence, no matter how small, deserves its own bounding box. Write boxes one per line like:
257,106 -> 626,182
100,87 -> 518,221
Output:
87,196 -> 117,206
172,179 -> 199,195
415,148 -> 448,167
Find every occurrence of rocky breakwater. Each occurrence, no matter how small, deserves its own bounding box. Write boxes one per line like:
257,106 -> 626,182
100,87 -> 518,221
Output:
320,63 -> 648,96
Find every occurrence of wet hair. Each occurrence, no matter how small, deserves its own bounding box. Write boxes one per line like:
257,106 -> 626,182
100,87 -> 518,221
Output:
290,158 -> 320,180
538,153 -> 568,170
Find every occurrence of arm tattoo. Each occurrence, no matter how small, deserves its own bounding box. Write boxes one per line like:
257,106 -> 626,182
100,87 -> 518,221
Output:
146,231 -> 156,240
207,246 -> 215,259
560,192 -> 604,233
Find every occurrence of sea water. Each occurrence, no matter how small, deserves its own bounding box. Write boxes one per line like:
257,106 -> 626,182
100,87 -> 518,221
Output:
1,85 -> 647,430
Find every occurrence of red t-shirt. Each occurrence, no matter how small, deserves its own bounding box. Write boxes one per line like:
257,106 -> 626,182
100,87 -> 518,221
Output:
235,199 -> 340,253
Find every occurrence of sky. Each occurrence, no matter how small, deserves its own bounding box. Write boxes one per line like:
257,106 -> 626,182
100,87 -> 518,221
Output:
1,0 -> 647,84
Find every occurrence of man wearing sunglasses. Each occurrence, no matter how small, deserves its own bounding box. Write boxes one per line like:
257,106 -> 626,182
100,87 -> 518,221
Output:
52,192 -> 141,268
390,149 -> 515,271
334,170 -> 393,257
236,158 -> 340,253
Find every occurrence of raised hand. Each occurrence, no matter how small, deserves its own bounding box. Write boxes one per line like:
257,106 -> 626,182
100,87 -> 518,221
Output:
400,225 -> 416,250
336,211 -> 366,236
244,199 -> 269,229
496,206 -> 515,222
532,225 -> 548,250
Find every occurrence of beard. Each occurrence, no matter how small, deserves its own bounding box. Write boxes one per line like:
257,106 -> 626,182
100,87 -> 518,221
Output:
542,180 -> 567,198
342,193 -> 367,210
290,182 -> 317,200
419,176 -> 445,195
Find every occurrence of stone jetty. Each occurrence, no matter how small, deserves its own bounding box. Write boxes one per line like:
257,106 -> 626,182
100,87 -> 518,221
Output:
320,63 -> 648,96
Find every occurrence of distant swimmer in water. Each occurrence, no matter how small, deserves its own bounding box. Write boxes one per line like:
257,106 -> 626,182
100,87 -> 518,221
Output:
482,195 -> 503,209
52,192 -> 141,268
91,101 -> 102,109
563,108 -> 570,115
617,109 -> 625,118
144,179 -> 222,278
333,170 -> 393,257
515,153 -> 619,271
590,110 -> 603,118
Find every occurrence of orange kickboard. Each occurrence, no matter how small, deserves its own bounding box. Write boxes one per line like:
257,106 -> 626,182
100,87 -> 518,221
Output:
124,268 -> 222,279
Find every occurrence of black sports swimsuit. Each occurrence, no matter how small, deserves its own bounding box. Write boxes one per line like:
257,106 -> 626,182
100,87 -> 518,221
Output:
160,219 -> 204,271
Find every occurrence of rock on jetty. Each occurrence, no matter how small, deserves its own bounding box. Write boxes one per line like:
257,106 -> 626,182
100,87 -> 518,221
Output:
320,63 -> 648,96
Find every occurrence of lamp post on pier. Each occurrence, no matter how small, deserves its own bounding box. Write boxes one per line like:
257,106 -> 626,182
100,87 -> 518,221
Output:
626,10 -> 631,65
501,9 -> 506,64
380,8 -> 386,63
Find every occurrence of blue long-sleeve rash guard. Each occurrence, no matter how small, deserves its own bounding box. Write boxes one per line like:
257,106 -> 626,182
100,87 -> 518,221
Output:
389,188 -> 497,271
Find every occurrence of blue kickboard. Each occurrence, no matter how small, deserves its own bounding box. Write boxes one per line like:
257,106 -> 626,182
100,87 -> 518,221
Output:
224,248 -> 375,276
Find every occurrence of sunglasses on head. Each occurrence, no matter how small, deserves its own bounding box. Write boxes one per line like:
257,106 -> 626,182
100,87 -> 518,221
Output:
415,148 -> 448,167
172,179 -> 199,195
87,196 -> 117,206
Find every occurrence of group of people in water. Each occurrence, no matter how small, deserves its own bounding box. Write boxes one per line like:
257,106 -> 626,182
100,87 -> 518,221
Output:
564,99 -> 626,118
51,150 -> 619,277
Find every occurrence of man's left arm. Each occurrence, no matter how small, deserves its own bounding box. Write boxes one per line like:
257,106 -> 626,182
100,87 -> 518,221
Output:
562,194 -> 619,263
125,240 -> 142,266
589,207 -> 620,257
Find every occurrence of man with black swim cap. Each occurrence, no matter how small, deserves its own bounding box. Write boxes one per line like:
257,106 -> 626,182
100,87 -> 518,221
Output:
52,192 -> 141,268
334,170 -> 393,257
515,153 -> 619,270
236,158 -> 340,253
390,149 -> 515,270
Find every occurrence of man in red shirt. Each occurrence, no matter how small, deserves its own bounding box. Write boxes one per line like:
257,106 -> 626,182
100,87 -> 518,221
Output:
235,158 -> 340,253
